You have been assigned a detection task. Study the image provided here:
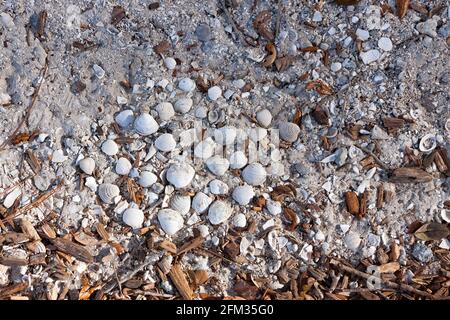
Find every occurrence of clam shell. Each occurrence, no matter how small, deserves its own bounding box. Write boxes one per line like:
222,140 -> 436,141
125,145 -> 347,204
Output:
209,179 -> 229,195
207,200 -> 232,225
207,86 -> 222,101
214,126 -> 237,145
174,97 -> 193,114
155,102 -> 175,121
194,137 -> 216,159
98,183 -> 120,204
248,127 -> 267,142
279,122 -> 300,143
192,192 -> 213,213
419,134 -> 437,153
206,156 -> 230,176
229,151 -> 248,169
115,157 -> 132,175
158,209 -> 184,235
79,157 -> 95,175
115,110 -> 134,128
138,171 -> 158,187
122,208 -> 144,229
164,57 -> 176,70
155,133 -> 176,152
170,194 -> 191,215
232,213 -> 247,228
178,78 -> 196,92
134,113 -> 159,136
101,139 -> 119,156
232,184 -> 255,205
4,187 -> 21,209
166,163 -> 195,188
256,109 -> 272,128
242,163 -> 266,186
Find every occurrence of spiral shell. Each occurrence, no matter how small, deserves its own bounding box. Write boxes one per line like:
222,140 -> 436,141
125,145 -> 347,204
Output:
101,139 -> 119,156
279,122 -> 301,143
214,126 -> 237,145
256,109 -> 272,128
78,157 -> 95,175
178,78 -> 196,92
206,156 -> 230,176
232,184 -> 255,205
170,194 -> 191,215
209,179 -> 229,195
229,151 -> 248,169
122,208 -> 144,229
138,171 -> 158,187
115,157 -> 132,175
242,163 -> 266,186
134,113 -> 159,136
419,134 -> 437,153
155,133 -> 176,152
155,102 -> 175,121
174,97 -> 193,114
192,192 -> 213,213
158,208 -> 184,235
98,183 -> 120,204
166,162 -> 195,188
207,200 -> 232,225
115,110 -> 134,128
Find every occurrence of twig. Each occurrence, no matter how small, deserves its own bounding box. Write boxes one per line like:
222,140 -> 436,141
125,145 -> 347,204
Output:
219,0 -> 257,47
355,143 -> 390,171
102,259 -> 153,294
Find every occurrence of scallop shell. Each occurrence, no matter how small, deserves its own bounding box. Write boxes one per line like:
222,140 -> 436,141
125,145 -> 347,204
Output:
232,184 -> 255,205
155,102 -> 175,121
115,110 -> 134,128
155,133 -> 176,152
98,183 -> 120,204
194,137 -> 216,159
419,134 -> 437,153
101,139 -> 119,156
256,109 -> 272,128
170,194 -> 191,215
214,126 -> 237,145
122,208 -> 144,229
134,113 -> 159,136
174,97 -> 193,114
279,122 -> 301,143
3,187 -> 21,209
242,163 -> 267,186
192,192 -> 213,213
207,200 -> 232,225
248,127 -> 267,142
229,151 -> 248,169
138,171 -> 158,187
158,209 -> 184,235
207,86 -> 222,101
166,163 -> 195,188
206,156 -> 230,176
178,78 -> 196,92
79,157 -> 95,175
209,179 -> 229,195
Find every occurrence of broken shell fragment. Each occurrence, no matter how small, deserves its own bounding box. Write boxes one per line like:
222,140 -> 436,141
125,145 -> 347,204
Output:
242,163 -> 267,186
170,194 -> 191,215
209,179 -> 229,195
98,183 -> 120,204
138,171 -> 158,187
166,163 -> 195,188
115,157 -> 132,175
122,208 -> 144,229
158,208 -> 184,235
155,133 -> 176,152
232,185 -> 255,205
101,139 -> 119,156
78,157 -> 95,175
206,156 -> 230,176
4,187 -> 21,208
134,113 -> 159,136
192,192 -> 213,213
419,134 -> 437,153
207,200 -> 232,225
279,122 -> 300,143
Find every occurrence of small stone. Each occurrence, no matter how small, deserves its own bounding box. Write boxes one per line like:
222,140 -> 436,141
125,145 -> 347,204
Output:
416,19 -> 438,38
207,86 -> 222,101
164,57 -> 177,70
117,96 -> 128,105
195,24 -> 212,42
344,232 -> 361,251
378,37 -> 393,52
356,28 -> 370,41
330,62 -> 342,72
92,64 -> 105,79
360,49 -> 380,64
412,243 -> 433,263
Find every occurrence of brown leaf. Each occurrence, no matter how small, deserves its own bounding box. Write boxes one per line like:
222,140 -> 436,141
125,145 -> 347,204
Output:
390,167 -> 433,183
396,0 -> 410,19
283,207 -> 299,231
234,279 -> 259,300
111,6 -> 126,25
224,241 -> 240,259
192,270 -> 209,286
153,40 -> 170,55
345,191 -> 359,215
300,46 -> 319,53
253,10 -> 274,41
414,222 -> 450,241
270,184 -> 297,202
311,106 -> 330,126
262,43 -> 277,68
305,79 -> 333,95
293,108 -> 303,125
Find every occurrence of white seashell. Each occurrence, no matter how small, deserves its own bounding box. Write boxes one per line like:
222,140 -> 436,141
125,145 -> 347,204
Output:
266,199 -> 282,215
155,102 -> 175,121
155,133 -> 176,152
158,209 -> 184,235
279,122 -> 301,143
207,86 -> 222,101
178,78 -> 195,92
115,157 -> 132,175
232,185 -> 255,205
85,176 -> 98,192
164,57 -> 177,70
138,171 -> 158,187
192,192 -> 213,213
207,200 -> 232,225
174,97 -> 193,114
101,139 -> 119,156
209,179 -> 229,194
79,157 -> 95,175
117,96 -> 128,105
122,208 -> 144,229
232,213 -> 247,228
242,163 -> 266,185
170,194 -> 191,215
229,151 -> 248,169
194,137 -> 216,159
419,134 -> 437,153
98,183 -> 120,204
115,110 -> 134,128
256,109 -> 272,128
206,156 -> 230,176
134,113 -> 159,136
166,163 -> 195,188
214,126 -> 236,145
248,127 -> 267,142
3,187 -> 21,208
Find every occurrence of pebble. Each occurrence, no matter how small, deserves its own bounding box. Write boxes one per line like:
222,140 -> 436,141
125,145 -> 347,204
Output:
207,86 -> 222,101
178,78 -> 196,92
164,57 -> 177,70
101,139 -> 119,156
412,243 -> 433,263
378,37 -> 393,52
92,64 -> 105,79
360,49 -> 380,64
343,232 -> 361,251
195,24 -> 212,42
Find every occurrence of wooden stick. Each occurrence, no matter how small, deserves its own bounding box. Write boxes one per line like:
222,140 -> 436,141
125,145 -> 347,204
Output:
355,143 -> 390,171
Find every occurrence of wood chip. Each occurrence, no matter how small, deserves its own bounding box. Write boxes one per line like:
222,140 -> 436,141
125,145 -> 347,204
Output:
233,279 -> 259,300
390,167 -> 433,183
358,191 -> 367,219
345,191 -> 359,215
306,79 -> 333,96
376,185 -> 384,209
192,270 -> 209,287
383,117 -> 405,133
159,239 -> 177,254
168,263 -> 194,300
95,222 -> 110,241
40,223 -> 56,239
36,10 -> 47,39
379,262 -> 401,273
335,0 -> 361,5
0,255 -> 29,266
51,238 -> 94,263
262,43 -> 277,68
26,149 -> 41,174
283,207 -> 299,231
396,0 -> 410,19
111,6 -> 126,25
312,106 -> 330,125
20,218 -> 40,241
0,282 -> 28,299
389,242 -> 400,262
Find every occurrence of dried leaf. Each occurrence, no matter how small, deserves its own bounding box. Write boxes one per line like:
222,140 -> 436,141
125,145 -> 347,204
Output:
305,79 -> 334,95
111,6 -> 126,25
153,40 -> 170,55
390,167 -> 433,183
270,184 -> 297,201
262,43 -> 277,68
192,270 -> 209,286
396,0 -> 410,19
234,279 -> 259,300
224,241 -> 240,259
293,108 -> 302,125
311,106 -> 330,126
95,223 -> 110,241
283,207 -> 299,231
20,218 -> 40,241
253,10 -> 274,41
414,223 -> 450,241
345,191 -> 359,215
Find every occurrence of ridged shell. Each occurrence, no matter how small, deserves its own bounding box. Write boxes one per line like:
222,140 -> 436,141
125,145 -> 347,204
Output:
138,171 -> 158,187
256,109 -> 272,128
194,137 -> 216,159
98,183 -> 120,204
170,194 -> 191,215
155,133 -> 176,152
242,163 -> 267,186
419,134 -> 437,153
229,151 -> 248,169
122,208 -> 144,229
101,139 -> 119,156
134,113 -> 159,136
248,127 -> 267,142
279,122 -> 300,143
192,192 -> 213,213
207,200 -> 232,225
115,110 -> 134,128
115,157 -> 132,175
214,126 -> 236,145
155,102 -> 175,121
206,156 -> 230,176
232,184 -> 255,205
174,97 -> 193,114
166,163 -> 195,188
178,78 -> 196,92
79,157 -> 95,175
209,179 -> 229,195
158,209 -> 184,235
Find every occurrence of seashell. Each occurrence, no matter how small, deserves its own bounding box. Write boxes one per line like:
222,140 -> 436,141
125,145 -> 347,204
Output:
209,179 -> 229,195
115,110 -> 134,128
419,134 -> 437,153
134,113 -> 159,136
174,97 -> 193,114
155,133 -> 176,152
232,213 -> 247,228
122,208 -> 144,229
192,192 -> 213,213
207,86 -> 222,101
207,109 -> 225,124
229,151 -> 248,169
178,78 -> 195,92
256,109 -> 272,128
115,157 -> 132,175
206,156 -> 230,176
194,137 -> 216,159
279,122 -> 300,143
445,119 -> 450,133
117,96 -> 128,105
242,163 -> 267,186
78,157 -> 95,175
170,194 -> 191,215
164,57 -> 176,70
207,200 -> 232,225
266,199 -> 282,215
98,183 -> 120,204
138,171 -> 158,187
248,127 -> 267,142
232,184 -> 255,205
166,162 -> 195,188
101,139 -> 119,156
158,208 -> 184,235
4,187 -> 21,209
214,126 -> 236,145
155,102 -> 175,121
